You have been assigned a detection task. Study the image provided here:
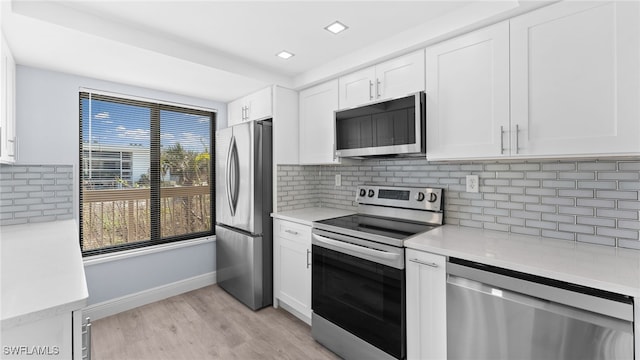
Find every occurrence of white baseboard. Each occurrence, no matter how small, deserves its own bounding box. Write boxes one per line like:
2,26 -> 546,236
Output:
83,271 -> 216,320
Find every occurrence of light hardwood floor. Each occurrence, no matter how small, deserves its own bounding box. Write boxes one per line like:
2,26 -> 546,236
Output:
91,285 -> 340,360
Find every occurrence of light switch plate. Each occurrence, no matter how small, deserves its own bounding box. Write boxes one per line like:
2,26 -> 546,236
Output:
335,174 -> 341,187
466,175 -> 479,193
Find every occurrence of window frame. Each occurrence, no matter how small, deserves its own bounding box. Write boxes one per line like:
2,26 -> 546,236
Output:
79,92 -> 216,257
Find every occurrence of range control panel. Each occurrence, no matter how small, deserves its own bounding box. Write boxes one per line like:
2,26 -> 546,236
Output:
355,185 -> 443,212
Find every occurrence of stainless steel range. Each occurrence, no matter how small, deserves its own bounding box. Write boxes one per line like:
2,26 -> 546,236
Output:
311,185 -> 444,360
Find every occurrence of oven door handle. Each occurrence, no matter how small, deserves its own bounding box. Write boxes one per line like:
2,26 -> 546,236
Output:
312,234 -> 402,262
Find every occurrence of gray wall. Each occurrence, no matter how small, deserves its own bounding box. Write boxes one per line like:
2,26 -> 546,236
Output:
277,158 -> 640,250
10,65 -> 224,306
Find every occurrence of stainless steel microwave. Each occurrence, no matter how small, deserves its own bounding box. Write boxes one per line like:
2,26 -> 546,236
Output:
334,92 -> 425,158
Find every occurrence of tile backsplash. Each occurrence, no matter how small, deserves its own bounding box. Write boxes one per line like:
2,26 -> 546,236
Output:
0,164 -> 74,226
277,159 -> 640,249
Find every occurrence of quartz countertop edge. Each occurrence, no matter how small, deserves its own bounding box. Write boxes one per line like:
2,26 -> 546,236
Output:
405,225 -> 640,298
1,219 -> 89,330
271,207 -> 356,226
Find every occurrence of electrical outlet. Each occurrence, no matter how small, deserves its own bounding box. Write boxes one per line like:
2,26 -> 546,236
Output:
335,174 -> 341,187
466,175 -> 479,193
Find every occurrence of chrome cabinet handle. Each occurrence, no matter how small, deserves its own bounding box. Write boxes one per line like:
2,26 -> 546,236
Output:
376,78 -> 381,98
369,80 -> 374,100
284,229 -> 299,235
500,126 -> 505,155
409,258 -> 439,268
82,317 -> 92,360
306,249 -> 311,269
515,124 -> 520,154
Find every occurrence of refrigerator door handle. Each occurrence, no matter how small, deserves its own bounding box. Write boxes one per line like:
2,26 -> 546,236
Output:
226,135 -> 240,216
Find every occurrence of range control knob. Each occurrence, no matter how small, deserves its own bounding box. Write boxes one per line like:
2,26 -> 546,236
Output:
428,193 -> 438,203
359,188 -> 367,197
415,192 -> 425,202
368,189 -> 375,198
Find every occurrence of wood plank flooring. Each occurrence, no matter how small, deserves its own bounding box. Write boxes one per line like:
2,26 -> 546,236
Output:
91,285 -> 340,360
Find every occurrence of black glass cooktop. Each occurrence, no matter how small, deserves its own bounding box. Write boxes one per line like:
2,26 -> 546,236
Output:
315,214 -> 437,240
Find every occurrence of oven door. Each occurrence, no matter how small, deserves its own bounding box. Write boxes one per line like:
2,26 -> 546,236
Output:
311,230 -> 406,359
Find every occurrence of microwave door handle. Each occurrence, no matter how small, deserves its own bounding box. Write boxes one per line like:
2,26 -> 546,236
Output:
312,233 -> 401,262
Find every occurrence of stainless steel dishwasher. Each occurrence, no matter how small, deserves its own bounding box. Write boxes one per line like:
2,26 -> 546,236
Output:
447,258 -> 634,360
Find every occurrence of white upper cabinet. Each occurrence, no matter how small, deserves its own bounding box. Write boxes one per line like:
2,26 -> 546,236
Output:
339,50 -> 425,110
426,22 -> 510,160
426,1 -> 640,160
510,1 -> 640,157
299,79 -> 341,165
338,67 -> 376,110
1,33 -> 16,164
227,86 -> 273,127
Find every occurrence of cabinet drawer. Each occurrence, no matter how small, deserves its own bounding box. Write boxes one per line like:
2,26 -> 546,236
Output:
277,221 -> 311,242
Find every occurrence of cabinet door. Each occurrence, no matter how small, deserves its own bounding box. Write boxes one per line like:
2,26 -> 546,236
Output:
1,33 -> 16,163
2,312 -> 73,359
510,1 -> 640,157
299,79 -> 341,164
274,219 -> 312,322
246,86 -> 272,122
227,98 -> 244,127
338,66 -> 375,110
426,22 -> 510,160
376,50 -> 425,101
406,249 -> 446,360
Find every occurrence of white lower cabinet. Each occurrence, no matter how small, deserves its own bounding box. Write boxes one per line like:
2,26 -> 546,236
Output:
273,219 -> 312,324
2,311 -> 89,359
406,249 -> 446,360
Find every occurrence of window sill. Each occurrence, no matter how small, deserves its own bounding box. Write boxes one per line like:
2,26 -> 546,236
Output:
83,236 -> 215,266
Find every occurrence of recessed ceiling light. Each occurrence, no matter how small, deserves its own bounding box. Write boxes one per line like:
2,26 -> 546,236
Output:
325,21 -> 348,34
276,50 -> 295,60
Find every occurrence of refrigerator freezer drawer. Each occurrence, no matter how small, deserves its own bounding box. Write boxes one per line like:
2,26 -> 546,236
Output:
216,225 -> 272,310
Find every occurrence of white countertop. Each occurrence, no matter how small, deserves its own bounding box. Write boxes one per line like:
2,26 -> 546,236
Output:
405,225 -> 640,297
271,207 -> 355,226
1,220 -> 88,329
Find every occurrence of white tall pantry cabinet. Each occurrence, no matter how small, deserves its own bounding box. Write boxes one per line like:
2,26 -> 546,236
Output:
426,1 -> 640,160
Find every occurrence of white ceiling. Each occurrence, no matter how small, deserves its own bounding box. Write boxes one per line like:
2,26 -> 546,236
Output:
1,1 -> 548,102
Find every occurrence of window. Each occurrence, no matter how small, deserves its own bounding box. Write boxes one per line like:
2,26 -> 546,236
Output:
79,92 -> 215,256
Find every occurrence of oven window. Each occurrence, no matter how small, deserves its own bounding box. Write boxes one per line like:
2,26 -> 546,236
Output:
312,245 -> 405,359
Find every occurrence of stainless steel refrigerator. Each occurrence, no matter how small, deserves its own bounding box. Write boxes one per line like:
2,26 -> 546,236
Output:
215,120 -> 272,310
